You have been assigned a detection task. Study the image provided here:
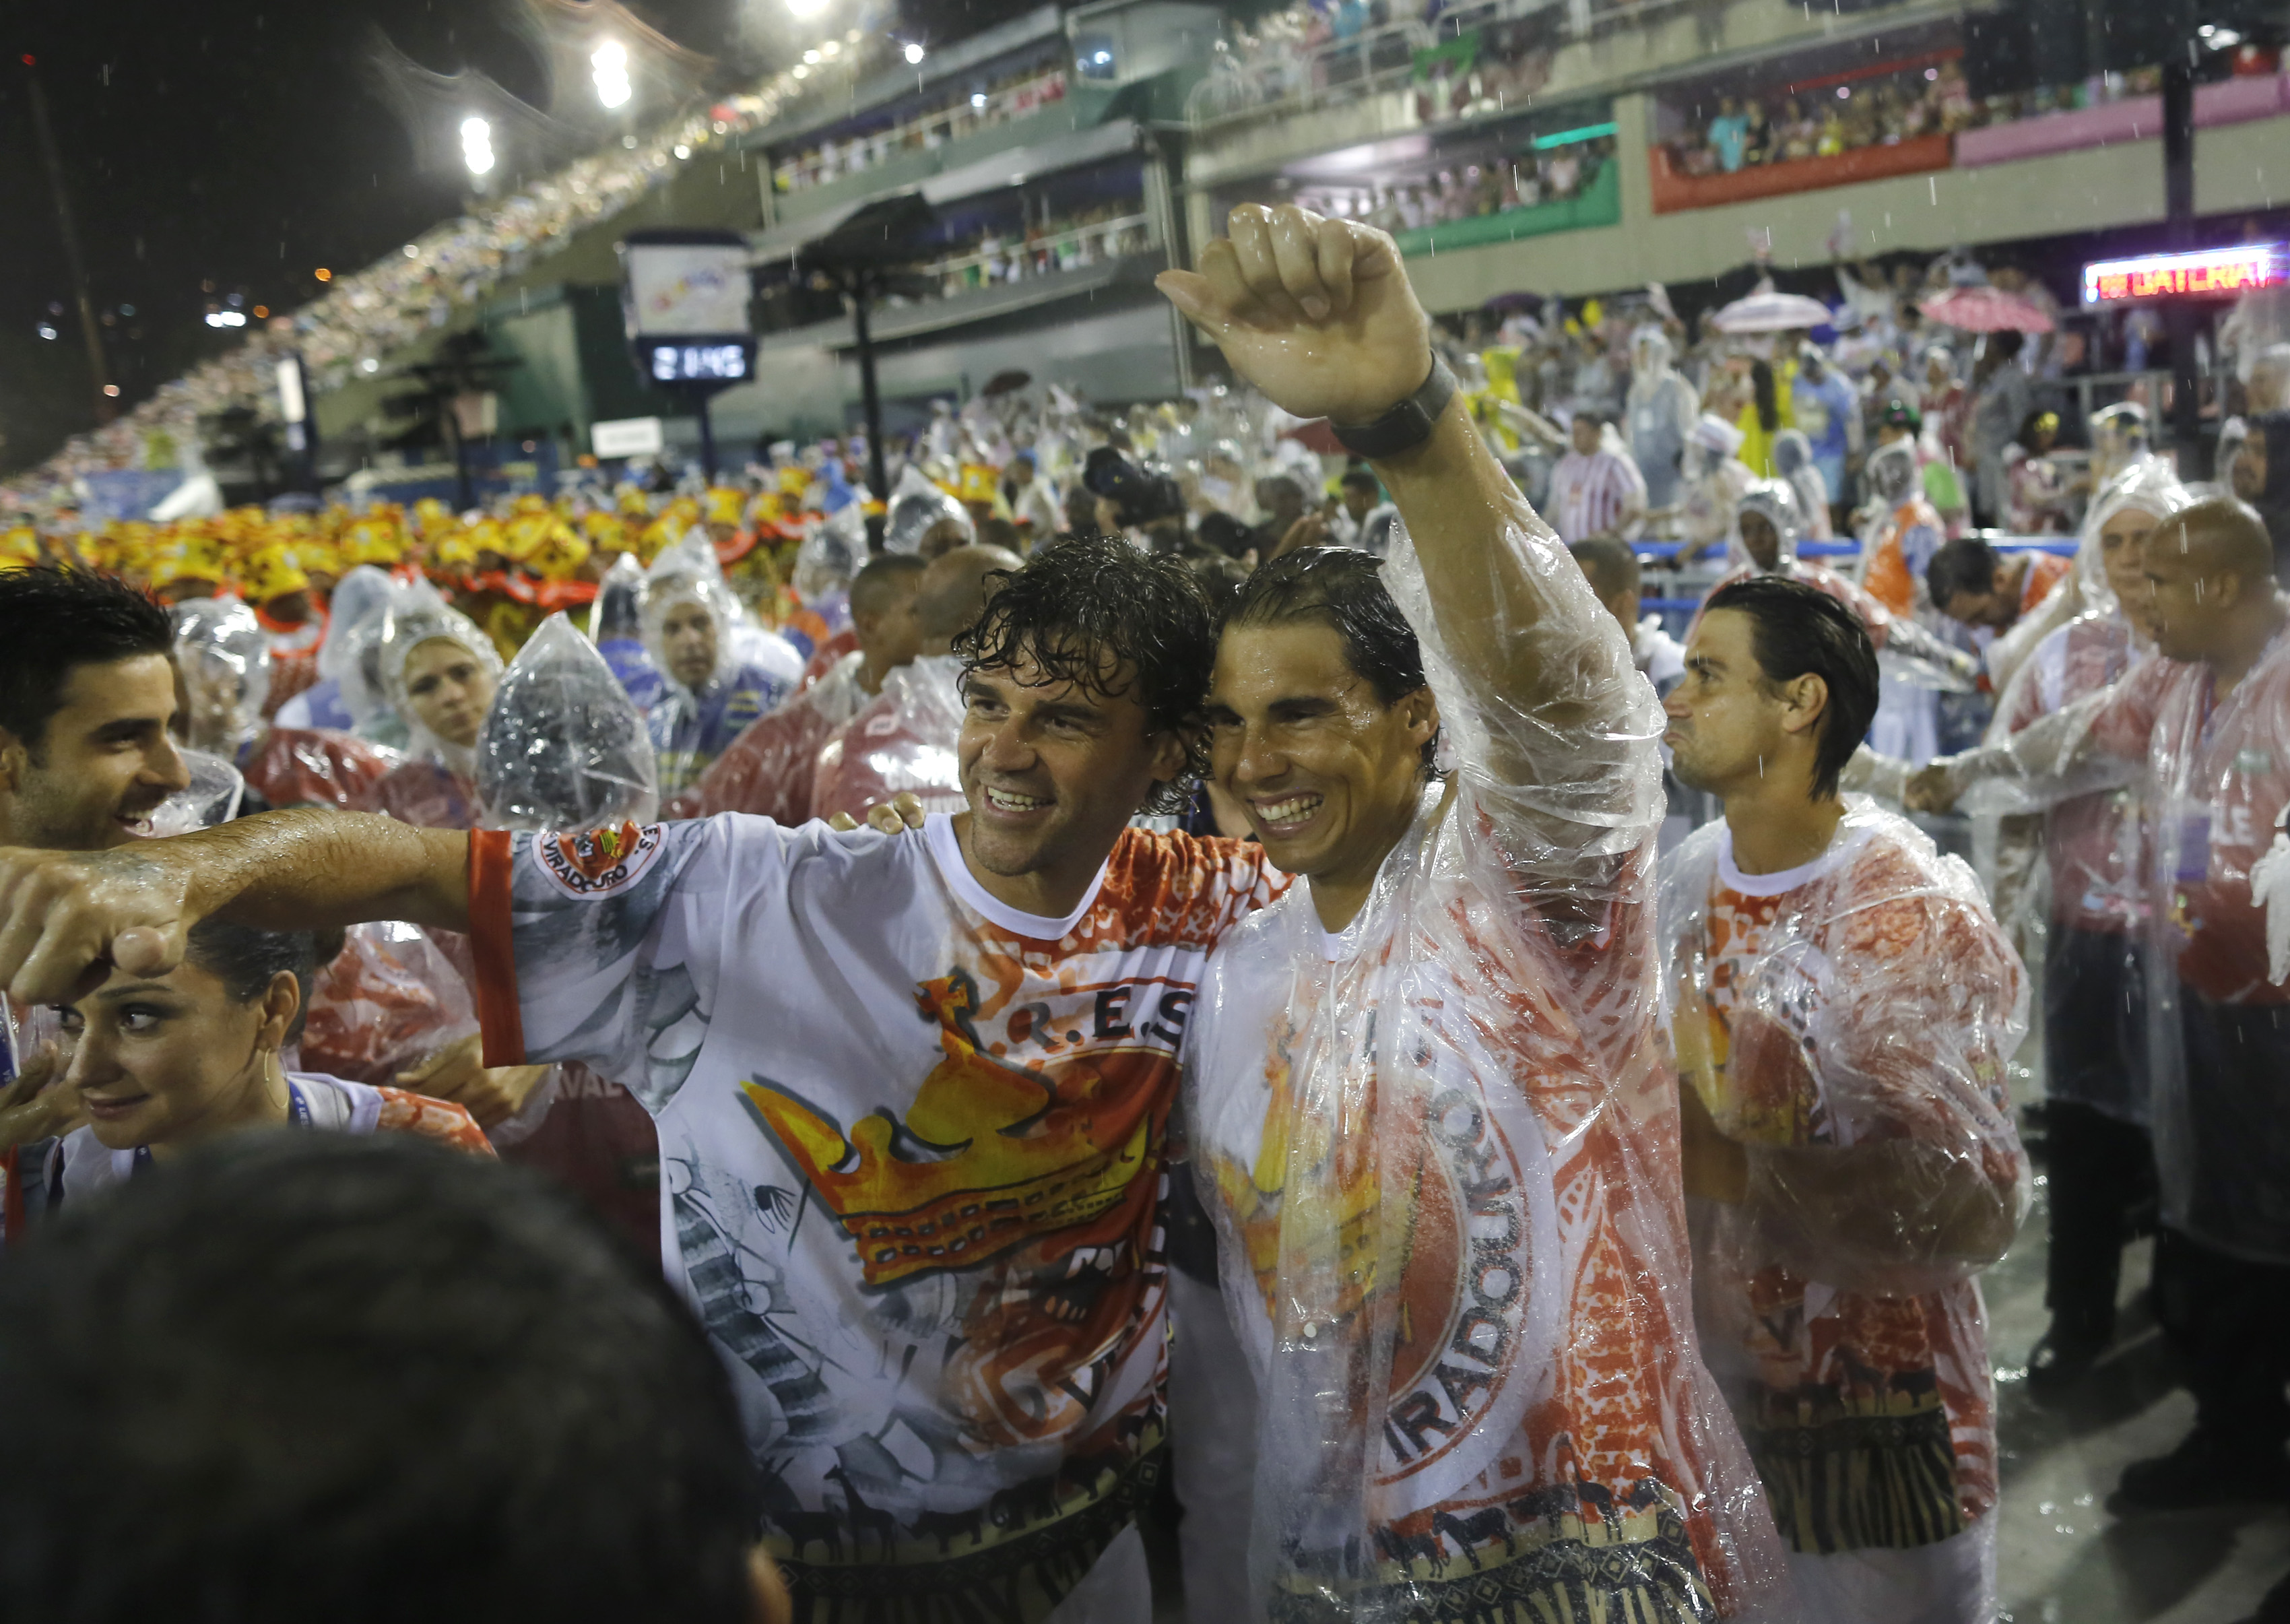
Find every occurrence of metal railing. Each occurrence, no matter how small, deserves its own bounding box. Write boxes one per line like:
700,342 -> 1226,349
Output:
771,69 -> 1070,195
1185,16 -> 1433,128
1183,0 -> 1709,132
917,212 -> 1155,290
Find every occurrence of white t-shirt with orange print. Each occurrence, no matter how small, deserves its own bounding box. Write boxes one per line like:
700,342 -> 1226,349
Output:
467,811 -> 1280,1622
1659,804 -> 2029,1624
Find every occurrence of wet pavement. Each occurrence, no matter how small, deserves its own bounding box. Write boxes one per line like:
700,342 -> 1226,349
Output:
1988,1177 -> 2289,1624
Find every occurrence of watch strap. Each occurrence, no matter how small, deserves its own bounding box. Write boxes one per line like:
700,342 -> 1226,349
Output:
1331,357 -> 1458,459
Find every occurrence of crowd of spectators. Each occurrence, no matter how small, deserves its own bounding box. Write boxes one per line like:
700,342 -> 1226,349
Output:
1288,134 -> 1611,234
767,57 -> 1070,195
923,203 -> 1155,297
1652,59 -> 2271,179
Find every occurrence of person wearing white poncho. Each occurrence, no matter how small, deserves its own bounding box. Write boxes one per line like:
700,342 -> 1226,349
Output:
1658,575 -> 2029,1624
639,538 -> 802,799
1168,207 -> 1787,1623
354,583 -> 504,832
1913,495 -> 2290,1514
1969,462 -> 2188,1394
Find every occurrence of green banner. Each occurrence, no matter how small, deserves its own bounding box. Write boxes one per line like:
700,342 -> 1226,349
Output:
1389,160 -> 1619,257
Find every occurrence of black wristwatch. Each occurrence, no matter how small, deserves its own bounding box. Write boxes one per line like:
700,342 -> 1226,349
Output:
1332,356 -> 1458,459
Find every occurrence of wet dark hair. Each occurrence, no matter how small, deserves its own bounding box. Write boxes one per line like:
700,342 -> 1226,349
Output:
1224,546 -> 1438,768
0,567 -> 174,757
1925,536 -> 2001,611
951,533 -> 1218,812
0,1134 -> 762,1624
181,917 -> 344,1045
1749,360 -> 1780,434
1703,575 -> 1878,801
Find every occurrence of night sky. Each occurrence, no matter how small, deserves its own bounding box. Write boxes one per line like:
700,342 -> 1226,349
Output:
0,0 -> 1033,477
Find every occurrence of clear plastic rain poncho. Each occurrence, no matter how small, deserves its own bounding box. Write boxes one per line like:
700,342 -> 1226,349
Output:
1679,415 -> 1757,554
170,597 -> 272,759
299,919 -> 482,1089
1185,517 -> 1788,1621
362,579 -> 505,830
806,652 -> 967,822
640,534 -> 800,799
1938,587 -> 2290,1263
148,748 -> 245,837
1626,327 -> 1699,511
792,497 -> 868,609
1958,467 -> 2189,1027
1699,482 -> 1977,694
1767,430 -> 1831,541
172,599 -> 398,811
1983,459 -> 2187,707
275,563 -> 397,732
882,463 -> 977,556
476,612 -> 659,831
1656,803 -> 2029,1613
589,552 -> 665,714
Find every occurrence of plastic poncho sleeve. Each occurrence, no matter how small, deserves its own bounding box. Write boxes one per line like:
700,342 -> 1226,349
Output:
1937,655 -> 2159,813
1383,507 -> 1662,901
1661,809 -> 2031,1301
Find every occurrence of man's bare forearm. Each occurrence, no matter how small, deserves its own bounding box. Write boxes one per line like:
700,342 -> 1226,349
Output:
181,810 -> 471,934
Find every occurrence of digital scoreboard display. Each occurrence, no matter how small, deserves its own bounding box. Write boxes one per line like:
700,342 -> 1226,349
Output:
2082,243 -> 2287,305
647,341 -> 755,384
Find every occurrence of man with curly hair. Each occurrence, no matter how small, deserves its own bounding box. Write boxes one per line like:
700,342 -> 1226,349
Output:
0,527 -> 1281,1623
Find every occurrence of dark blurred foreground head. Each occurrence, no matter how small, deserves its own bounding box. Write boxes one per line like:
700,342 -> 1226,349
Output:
0,1134 -> 785,1624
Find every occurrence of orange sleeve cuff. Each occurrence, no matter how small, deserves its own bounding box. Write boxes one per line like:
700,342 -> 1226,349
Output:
467,829 -> 527,1068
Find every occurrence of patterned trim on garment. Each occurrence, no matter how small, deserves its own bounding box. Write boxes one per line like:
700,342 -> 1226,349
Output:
1270,1477 -> 1714,1624
1744,1383 -> 1965,1555
771,1433 -> 1165,1624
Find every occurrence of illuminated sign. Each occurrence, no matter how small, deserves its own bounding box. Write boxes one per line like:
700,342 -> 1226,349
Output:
647,341 -> 754,383
2083,243 -> 2287,304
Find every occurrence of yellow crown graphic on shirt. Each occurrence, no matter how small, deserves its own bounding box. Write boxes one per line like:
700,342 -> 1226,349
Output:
743,971 -> 1159,1287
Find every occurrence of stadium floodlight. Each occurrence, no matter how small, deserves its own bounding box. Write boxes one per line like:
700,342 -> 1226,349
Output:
787,0 -> 828,18
461,115 -> 495,176
903,41 -> 925,65
592,40 -> 632,109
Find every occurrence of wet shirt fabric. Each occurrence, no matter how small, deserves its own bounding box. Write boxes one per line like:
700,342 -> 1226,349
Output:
467,812 -> 1280,1621
1659,808 -> 2029,1620
1185,520 -> 1786,1623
